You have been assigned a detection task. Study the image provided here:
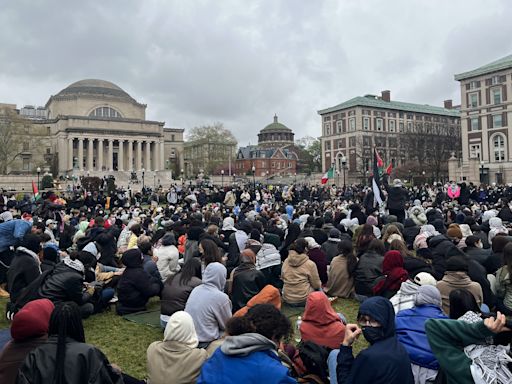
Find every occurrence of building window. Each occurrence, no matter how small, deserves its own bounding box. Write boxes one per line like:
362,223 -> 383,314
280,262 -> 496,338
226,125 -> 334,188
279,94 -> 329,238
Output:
23,142 -> 29,151
407,122 -> 413,132
89,106 -> 122,118
46,127 -> 51,135
271,162 -> 275,168
492,88 -> 503,105
469,81 -> 480,90
493,114 -> 503,128
288,162 -> 292,168
491,75 -> 500,85
349,118 -> 356,131
171,134 -> 175,141
363,117 -> 369,130
325,141 -> 331,150
22,158 -> 30,171
470,118 -> 480,131
399,122 -> 404,132
324,123 -> 331,135
469,144 -> 481,159
261,161 -> 265,168
336,120 -> 342,133
493,134 -> 506,161
469,93 -> 478,108
389,120 -> 396,132
376,118 -> 383,131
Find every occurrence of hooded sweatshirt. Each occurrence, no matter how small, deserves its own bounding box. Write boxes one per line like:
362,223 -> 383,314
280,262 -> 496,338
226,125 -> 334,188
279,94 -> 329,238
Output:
198,333 -> 296,384
233,285 -> 281,317
0,299 -> 54,384
436,271 -> 483,315
337,296 -> 414,384
281,250 -> 321,304
147,311 -> 209,384
185,262 -> 232,343
300,291 -> 345,349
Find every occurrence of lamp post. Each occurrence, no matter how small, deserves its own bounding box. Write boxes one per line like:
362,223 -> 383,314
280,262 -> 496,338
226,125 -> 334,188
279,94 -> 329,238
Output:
336,170 -> 340,188
142,168 -> 145,190
252,165 -> 256,191
340,155 -> 347,189
294,172 -> 297,184
221,169 -> 224,187
36,167 -> 41,191
166,159 -> 169,170
480,161 -> 485,184
422,170 -> 425,184
266,171 -> 269,186
181,168 -> 184,188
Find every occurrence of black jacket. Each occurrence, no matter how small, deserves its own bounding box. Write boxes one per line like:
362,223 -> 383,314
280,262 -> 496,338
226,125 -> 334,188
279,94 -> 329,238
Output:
117,250 -> 161,315
354,251 -> 384,296
312,228 -> 328,246
402,219 -> 420,249
427,235 -> 454,280
17,336 -> 122,384
383,179 -> 408,211
6,248 -> 40,303
39,262 -> 89,305
403,256 -> 434,279
231,263 -> 266,313
161,273 -> 202,316
464,247 -> 491,266
40,259 -> 56,273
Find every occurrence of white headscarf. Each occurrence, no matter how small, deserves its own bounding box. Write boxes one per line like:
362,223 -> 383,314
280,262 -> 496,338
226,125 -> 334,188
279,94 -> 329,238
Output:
419,224 -> 438,238
163,311 -> 199,348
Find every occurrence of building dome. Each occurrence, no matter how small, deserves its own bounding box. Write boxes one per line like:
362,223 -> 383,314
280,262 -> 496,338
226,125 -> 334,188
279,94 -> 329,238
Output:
258,115 -> 294,146
56,79 -> 134,100
261,114 -> 292,132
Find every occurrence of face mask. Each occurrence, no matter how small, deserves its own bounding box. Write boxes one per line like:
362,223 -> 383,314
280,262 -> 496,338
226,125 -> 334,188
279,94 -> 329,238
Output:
476,241 -> 483,249
362,326 -> 384,344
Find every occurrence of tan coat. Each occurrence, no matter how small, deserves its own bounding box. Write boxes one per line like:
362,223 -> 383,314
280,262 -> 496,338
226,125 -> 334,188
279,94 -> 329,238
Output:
147,340 -> 208,384
324,255 -> 355,299
281,250 -> 321,304
436,271 -> 483,315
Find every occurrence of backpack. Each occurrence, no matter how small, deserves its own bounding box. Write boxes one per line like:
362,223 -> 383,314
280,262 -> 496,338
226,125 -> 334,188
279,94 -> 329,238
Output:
298,340 -> 330,382
6,268 -> 53,319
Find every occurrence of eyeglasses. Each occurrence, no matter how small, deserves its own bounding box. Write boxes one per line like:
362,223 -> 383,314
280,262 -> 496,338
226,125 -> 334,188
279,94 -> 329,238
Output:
357,316 -> 381,328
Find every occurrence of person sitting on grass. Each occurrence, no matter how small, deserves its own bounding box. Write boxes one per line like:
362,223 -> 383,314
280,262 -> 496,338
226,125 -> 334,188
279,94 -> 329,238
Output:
230,248 -> 266,313
324,239 -> 357,299
329,296 -> 414,384
197,304 -> 296,384
147,311 -> 209,384
17,301 -> 127,384
0,299 -> 54,384
116,248 -> 162,315
185,262 -> 232,349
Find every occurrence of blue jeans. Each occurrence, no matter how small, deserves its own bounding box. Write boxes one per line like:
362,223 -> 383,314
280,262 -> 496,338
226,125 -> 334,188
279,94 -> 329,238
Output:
328,349 -> 340,384
101,287 -> 115,302
100,265 -> 122,273
160,319 -> 167,329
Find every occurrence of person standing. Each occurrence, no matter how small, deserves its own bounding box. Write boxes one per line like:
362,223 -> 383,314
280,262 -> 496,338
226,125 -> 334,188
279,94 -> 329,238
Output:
383,178 -> 408,224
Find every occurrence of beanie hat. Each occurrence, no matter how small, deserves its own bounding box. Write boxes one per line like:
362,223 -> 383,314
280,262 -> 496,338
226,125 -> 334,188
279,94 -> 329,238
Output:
446,225 -> 462,240
329,228 -> 342,239
43,246 -> 59,263
413,272 -> 437,286
414,285 -> 442,307
445,256 -> 468,272
455,213 -> 466,225
20,234 -> 42,254
11,299 -> 54,341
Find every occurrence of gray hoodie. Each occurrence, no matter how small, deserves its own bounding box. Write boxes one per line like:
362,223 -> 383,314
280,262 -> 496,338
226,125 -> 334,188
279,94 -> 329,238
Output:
185,262 -> 232,343
221,333 -> 277,357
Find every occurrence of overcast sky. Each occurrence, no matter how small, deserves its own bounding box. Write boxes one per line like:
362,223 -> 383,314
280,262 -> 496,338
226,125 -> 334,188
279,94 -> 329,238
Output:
1,0 -> 511,145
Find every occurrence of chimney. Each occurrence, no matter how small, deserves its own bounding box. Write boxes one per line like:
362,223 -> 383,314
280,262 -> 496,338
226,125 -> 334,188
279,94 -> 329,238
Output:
444,99 -> 453,109
381,90 -> 390,102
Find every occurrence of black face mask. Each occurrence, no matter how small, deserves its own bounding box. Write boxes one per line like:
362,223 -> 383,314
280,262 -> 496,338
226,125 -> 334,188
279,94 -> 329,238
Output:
362,326 -> 384,344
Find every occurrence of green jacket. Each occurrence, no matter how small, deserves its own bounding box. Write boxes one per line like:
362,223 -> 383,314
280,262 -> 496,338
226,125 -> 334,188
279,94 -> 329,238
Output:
496,266 -> 512,309
425,319 -> 494,384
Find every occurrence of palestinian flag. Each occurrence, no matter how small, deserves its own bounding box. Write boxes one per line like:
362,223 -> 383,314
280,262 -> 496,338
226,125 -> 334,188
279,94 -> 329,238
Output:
321,167 -> 334,184
372,147 -> 384,206
32,181 -> 40,200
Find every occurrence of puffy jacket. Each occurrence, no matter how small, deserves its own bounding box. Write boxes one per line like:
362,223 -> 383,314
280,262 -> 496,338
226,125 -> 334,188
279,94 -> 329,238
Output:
0,219 -> 31,252
39,262 -> 89,305
427,235 -> 454,280
117,249 -> 162,315
396,304 -> 448,370
464,246 -> 490,266
385,185 -> 408,211
354,250 -> 384,296
402,219 -> 420,249
231,263 -> 266,313
161,273 -> 201,317
7,247 -> 41,303
321,239 -> 341,263
17,336 -> 122,384
154,244 -> 180,282
281,250 -> 321,304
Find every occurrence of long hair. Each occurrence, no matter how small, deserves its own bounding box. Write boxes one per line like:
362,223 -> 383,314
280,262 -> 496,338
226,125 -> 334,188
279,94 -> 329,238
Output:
48,302 -> 85,384
338,239 -> 358,277
356,224 -> 375,252
179,257 -> 202,286
448,289 -> 481,319
382,224 -> 403,243
200,238 -> 221,266
389,239 -> 413,258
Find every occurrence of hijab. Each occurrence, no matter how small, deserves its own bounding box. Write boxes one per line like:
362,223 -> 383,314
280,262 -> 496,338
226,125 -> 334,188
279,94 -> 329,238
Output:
163,311 -> 199,348
373,251 -> 409,295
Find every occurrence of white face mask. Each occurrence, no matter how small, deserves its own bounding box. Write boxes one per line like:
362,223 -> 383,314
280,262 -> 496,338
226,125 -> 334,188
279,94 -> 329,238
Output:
476,241 -> 483,249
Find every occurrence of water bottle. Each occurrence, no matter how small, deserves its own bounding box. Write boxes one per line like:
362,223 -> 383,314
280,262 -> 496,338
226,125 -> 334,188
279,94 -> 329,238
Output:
295,316 -> 302,343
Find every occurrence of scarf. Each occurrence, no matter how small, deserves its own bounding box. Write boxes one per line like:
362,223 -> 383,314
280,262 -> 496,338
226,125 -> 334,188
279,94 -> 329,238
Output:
63,256 -> 85,273
17,246 -> 42,273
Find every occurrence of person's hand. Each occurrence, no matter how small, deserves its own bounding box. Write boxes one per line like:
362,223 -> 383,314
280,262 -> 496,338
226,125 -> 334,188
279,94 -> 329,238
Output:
342,324 -> 361,347
152,255 -> 158,262
484,312 -> 509,333
110,363 -> 122,374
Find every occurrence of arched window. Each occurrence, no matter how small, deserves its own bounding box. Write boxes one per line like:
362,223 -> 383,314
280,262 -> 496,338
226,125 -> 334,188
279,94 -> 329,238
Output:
492,134 -> 506,162
89,106 -> 122,118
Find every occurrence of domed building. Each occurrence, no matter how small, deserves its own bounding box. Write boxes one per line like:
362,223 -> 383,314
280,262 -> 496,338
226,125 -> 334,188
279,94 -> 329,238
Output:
4,79 -> 184,180
236,115 -> 298,177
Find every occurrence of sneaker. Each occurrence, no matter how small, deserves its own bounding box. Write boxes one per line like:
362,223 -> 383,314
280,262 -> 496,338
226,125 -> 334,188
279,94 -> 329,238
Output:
109,295 -> 119,303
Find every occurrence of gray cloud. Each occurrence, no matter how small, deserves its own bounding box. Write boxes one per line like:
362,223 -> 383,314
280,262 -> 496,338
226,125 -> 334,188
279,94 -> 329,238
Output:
0,0 -> 510,145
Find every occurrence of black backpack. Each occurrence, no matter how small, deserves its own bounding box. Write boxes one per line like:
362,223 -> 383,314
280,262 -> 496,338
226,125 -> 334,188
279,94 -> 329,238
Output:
6,268 -> 53,319
298,340 -> 330,382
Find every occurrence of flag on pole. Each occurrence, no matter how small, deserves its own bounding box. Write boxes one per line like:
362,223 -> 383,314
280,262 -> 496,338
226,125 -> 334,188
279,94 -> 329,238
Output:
321,167 -> 334,184
32,181 -> 40,200
372,148 -> 384,205
385,162 -> 393,175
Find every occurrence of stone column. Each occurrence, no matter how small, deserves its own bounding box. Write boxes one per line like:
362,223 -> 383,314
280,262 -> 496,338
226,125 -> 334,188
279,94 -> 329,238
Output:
87,138 -> 94,171
145,141 -> 152,171
108,139 -> 114,171
160,141 -> 165,170
127,140 -> 133,171
68,137 -> 74,170
136,141 -> 142,171
98,139 -> 103,171
153,141 -> 159,171
118,139 -> 124,171
78,138 -> 84,171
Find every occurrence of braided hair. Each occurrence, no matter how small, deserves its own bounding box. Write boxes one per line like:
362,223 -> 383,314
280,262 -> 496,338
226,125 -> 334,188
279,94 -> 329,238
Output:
48,302 -> 85,384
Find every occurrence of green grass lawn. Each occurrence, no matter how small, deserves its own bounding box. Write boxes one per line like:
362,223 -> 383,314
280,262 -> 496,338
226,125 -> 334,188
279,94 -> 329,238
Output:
0,297 -> 364,380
